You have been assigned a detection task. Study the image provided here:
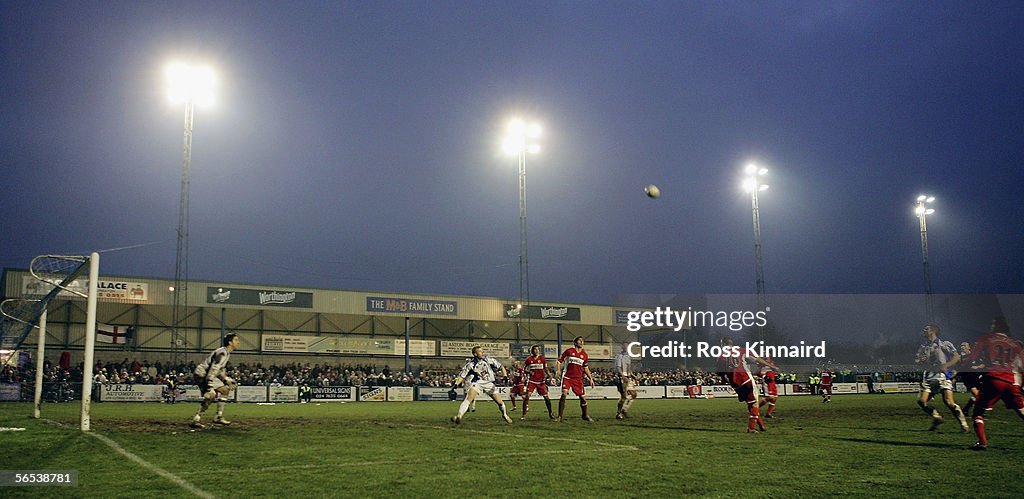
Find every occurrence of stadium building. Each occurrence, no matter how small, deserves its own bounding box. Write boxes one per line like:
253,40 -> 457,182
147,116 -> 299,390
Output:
1,268 -> 632,368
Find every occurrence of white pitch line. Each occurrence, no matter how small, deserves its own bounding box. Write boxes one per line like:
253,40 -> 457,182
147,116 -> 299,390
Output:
86,431 -> 215,499
39,419 -> 213,499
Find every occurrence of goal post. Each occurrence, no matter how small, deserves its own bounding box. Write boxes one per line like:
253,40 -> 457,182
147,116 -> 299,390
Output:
79,252 -> 99,431
33,309 -> 46,419
0,252 -> 99,431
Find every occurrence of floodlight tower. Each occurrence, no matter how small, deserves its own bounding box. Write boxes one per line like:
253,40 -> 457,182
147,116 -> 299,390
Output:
915,194 -> 936,320
166,63 -> 214,365
502,119 -> 541,340
742,163 -> 769,341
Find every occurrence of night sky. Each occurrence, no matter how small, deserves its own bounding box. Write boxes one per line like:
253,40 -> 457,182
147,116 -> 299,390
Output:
3,2 -> 1022,305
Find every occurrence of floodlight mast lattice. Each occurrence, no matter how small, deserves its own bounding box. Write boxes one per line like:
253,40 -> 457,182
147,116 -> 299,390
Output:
502,119 -> 541,341
166,63 -> 214,365
742,163 -> 769,342
915,194 -> 936,321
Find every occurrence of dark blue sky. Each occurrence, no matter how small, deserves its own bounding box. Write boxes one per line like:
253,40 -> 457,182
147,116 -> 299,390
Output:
2,2 -> 1022,304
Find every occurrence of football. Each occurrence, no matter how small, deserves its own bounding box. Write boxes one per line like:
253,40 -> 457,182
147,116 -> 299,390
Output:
645,184 -> 660,199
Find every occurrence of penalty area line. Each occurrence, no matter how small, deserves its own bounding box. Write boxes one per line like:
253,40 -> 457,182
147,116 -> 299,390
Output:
86,431 -> 215,499
39,419 -> 213,499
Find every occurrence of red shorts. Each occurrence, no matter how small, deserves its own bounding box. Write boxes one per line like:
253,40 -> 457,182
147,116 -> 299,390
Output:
973,376 -> 1024,416
511,384 -> 524,396
526,380 -> 548,396
765,384 -> 778,397
562,377 -> 586,397
820,384 -> 832,394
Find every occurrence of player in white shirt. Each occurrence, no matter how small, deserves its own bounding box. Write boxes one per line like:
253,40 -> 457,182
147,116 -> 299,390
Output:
190,334 -> 240,429
915,324 -> 969,431
614,342 -> 638,419
450,346 -> 512,424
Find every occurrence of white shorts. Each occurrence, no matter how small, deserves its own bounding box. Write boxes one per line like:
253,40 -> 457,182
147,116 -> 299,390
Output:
920,375 -> 952,394
468,381 -> 498,396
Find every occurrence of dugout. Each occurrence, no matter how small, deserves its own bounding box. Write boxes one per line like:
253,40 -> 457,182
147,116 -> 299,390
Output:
1,268 -> 631,369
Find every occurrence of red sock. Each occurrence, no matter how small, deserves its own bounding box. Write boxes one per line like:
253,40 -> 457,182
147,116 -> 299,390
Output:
747,404 -> 758,431
973,416 -> 987,446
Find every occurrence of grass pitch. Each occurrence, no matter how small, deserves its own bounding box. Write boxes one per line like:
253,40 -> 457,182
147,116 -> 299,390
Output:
2,394 -> 1022,498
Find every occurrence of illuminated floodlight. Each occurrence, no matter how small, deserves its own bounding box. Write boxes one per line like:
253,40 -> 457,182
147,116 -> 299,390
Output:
915,194 -> 936,217
166,63 -> 215,106
742,163 -> 768,192
502,119 -> 542,156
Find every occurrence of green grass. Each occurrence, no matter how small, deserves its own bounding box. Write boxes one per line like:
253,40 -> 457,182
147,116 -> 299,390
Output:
1,394 -> 1022,498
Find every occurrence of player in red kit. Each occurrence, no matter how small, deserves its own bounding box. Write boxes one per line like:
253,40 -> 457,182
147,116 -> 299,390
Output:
522,344 -> 555,420
966,317 -> 1024,450
716,336 -> 778,432
819,368 -> 833,403
556,336 -> 596,422
758,364 -> 779,418
508,360 -> 525,410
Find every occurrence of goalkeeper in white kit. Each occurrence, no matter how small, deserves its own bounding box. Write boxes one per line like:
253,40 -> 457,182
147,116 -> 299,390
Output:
190,333 -> 240,428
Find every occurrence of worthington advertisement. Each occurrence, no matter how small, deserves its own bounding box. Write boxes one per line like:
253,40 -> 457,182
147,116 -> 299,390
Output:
503,304 -> 581,321
207,287 -> 313,308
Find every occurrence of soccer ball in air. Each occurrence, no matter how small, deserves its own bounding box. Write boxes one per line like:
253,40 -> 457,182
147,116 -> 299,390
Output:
645,185 -> 660,199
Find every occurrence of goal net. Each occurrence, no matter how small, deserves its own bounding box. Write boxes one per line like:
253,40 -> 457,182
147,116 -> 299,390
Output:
1,253 -> 103,430
0,255 -> 90,350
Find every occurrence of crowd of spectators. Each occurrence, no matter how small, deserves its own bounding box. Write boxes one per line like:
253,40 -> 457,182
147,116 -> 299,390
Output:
2,356 -> 915,390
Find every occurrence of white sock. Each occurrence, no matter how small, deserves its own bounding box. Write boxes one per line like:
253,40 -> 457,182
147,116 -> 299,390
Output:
457,398 -> 471,417
216,401 -> 225,418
